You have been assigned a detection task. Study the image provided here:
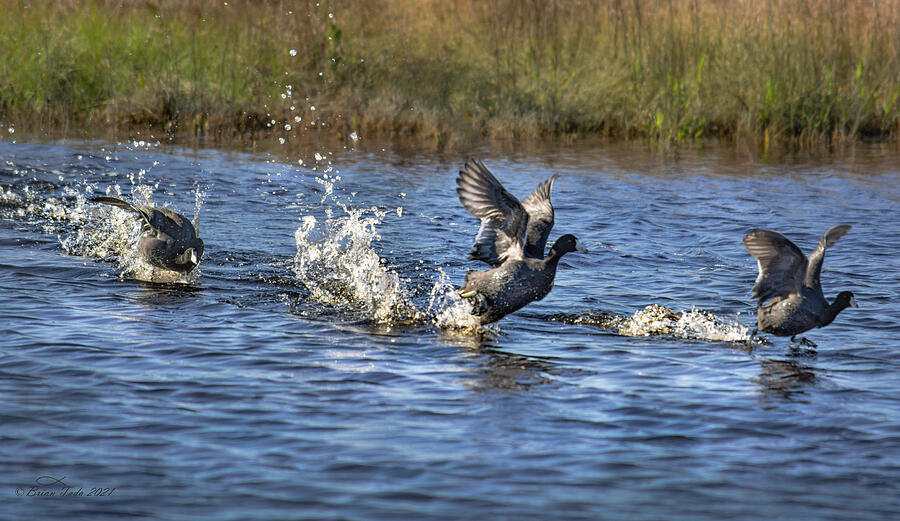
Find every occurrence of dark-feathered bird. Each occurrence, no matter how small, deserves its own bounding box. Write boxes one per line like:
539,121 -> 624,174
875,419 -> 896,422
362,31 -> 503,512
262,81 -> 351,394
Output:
743,225 -> 857,345
456,159 -> 586,325
92,196 -> 204,273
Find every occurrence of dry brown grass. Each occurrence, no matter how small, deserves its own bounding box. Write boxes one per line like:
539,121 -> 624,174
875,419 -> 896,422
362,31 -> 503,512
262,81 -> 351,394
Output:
1,0 -> 898,145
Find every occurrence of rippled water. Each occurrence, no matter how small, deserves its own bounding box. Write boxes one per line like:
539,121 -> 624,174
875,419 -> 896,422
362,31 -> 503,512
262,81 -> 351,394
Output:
2,137 -> 899,520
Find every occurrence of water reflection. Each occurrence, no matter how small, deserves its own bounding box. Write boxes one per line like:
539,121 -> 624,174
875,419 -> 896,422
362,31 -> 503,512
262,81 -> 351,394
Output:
753,357 -> 818,400
435,327 -> 558,392
436,325 -> 500,349
131,280 -> 202,301
461,347 -> 556,392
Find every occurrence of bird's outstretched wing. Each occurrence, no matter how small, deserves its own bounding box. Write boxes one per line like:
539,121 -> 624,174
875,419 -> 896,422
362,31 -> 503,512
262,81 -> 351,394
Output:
456,159 -> 528,265
521,174 -> 558,259
743,229 -> 807,303
805,224 -> 850,290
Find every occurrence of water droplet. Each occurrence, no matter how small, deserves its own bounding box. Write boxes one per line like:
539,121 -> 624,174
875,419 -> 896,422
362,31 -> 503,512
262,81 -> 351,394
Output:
284,124 -> 292,131
294,116 -> 302,123
289,49 -> 297,56
279,137 -> 285,145
349,131 -> 359,141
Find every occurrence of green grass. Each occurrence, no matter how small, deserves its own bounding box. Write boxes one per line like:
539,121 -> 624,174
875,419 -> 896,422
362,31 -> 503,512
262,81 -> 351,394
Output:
1,0 -> 899,146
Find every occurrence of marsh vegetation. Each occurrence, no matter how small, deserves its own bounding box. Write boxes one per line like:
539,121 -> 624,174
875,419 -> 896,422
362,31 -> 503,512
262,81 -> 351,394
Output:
2,0 -> 899,145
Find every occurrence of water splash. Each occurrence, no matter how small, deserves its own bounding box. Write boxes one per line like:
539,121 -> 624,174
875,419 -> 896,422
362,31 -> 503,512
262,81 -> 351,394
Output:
292,173 -> 482,330
555,304 -> 753,342
292,176 -> 420,325
0,178 -> 115,254
0,175 -> 173,282
0,186 -> 25,208
58,184 -> 203,284
618,304 -> 683,336
671,307 -> 752,342
426,268 -> 479,332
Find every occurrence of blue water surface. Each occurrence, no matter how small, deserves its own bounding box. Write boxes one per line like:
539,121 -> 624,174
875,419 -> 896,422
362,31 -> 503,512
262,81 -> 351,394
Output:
1,137 -> 898,520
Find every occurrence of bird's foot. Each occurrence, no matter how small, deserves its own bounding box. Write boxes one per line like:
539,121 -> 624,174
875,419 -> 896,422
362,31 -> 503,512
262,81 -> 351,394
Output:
790,335 -> 818,348
460,290 -> 488,316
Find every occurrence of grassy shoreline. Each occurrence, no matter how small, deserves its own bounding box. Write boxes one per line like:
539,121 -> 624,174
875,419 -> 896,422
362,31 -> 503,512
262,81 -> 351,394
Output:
2,0 -> 899,147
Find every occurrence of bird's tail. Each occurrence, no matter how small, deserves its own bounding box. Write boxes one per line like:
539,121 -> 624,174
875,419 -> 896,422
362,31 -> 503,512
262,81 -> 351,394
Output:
91,196 -> 138,213
92,196 -> 154,231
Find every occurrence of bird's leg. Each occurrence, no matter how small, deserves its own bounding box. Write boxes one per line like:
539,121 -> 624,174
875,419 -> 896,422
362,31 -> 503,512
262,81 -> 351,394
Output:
790,335 -> 818,348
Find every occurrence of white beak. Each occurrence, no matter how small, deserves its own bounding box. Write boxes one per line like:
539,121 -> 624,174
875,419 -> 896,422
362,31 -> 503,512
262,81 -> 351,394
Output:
849,295 -> 859,308
576,239 -> 588,253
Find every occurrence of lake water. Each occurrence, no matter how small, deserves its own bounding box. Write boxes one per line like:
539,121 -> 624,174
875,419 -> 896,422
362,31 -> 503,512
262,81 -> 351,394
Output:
2,136 -> 898,520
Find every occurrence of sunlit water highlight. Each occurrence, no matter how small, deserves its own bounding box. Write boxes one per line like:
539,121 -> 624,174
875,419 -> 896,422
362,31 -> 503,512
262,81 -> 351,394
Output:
1,137 -> 898,521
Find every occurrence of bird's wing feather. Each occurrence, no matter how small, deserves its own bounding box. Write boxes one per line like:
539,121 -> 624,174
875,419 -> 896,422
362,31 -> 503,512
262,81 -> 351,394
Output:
456,159 -> 527,264
805,224 -> 850,290
153,207 -> 197,241
521,174 -> 558,258
467,219 -> 517,266
742,229 -> 807,303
